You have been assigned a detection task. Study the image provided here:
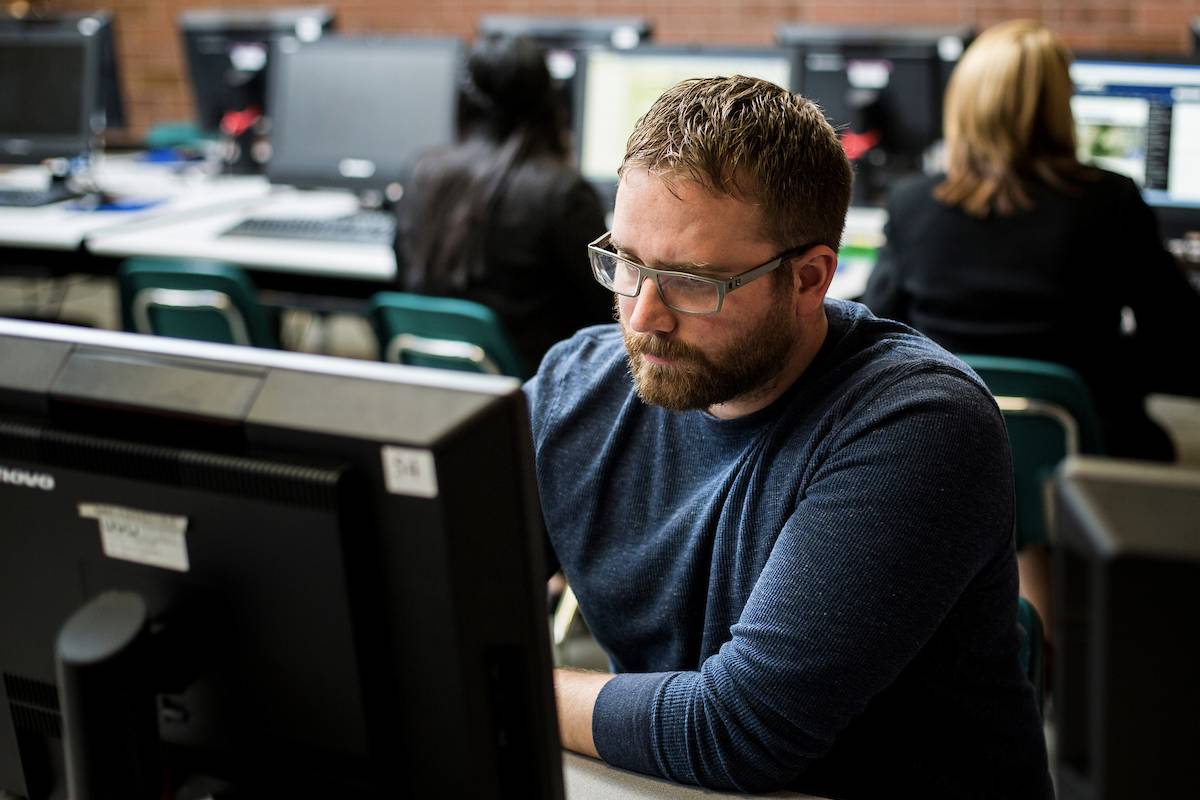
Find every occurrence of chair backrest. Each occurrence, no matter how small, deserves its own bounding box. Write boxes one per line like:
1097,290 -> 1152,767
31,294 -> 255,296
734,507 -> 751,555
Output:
959,354 -> 1104,549
369,292 -> 525,378
1017,595 -> 1046,717
118,258 -> 278,348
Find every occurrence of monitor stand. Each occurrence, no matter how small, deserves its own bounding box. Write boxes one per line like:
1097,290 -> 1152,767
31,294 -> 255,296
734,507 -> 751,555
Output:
55,591 -> 166,800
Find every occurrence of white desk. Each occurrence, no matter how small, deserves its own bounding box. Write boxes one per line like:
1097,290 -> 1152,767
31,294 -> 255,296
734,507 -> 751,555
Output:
86,187 -> 396,284
564,753 -> 827,799
0,158 -> 271,251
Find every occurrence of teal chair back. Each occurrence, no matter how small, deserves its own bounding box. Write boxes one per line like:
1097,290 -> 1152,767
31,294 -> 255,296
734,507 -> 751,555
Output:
959,354 -> 1104,549
1017,596 -> 1046,716
369,292 -> 525,378
118,258 -> 279,348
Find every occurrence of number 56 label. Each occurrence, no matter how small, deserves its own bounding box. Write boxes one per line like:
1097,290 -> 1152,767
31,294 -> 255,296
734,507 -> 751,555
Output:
381,446 -> 439,498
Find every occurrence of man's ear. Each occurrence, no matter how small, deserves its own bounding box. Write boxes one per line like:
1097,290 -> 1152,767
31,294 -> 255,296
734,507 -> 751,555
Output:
793,246 -> 838,314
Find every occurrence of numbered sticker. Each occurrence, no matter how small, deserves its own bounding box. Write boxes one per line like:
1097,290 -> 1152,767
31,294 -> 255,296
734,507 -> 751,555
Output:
381,446 -> 439,498
79,503 -> 190,572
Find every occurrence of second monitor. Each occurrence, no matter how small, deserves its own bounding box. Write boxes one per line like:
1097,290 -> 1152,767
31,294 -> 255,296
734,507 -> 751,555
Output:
575,46 -> 798,205
266,35 -> 463,200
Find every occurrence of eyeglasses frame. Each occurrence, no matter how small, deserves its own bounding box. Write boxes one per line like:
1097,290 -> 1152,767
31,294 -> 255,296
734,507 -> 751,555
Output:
587,231 -> 818,316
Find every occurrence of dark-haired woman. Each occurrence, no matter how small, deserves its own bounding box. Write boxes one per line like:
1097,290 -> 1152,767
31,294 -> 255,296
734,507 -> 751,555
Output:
394,35 -> 610,376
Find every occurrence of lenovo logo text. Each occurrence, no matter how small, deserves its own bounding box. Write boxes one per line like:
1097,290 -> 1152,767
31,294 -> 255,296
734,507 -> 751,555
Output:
0,466 -> 56,491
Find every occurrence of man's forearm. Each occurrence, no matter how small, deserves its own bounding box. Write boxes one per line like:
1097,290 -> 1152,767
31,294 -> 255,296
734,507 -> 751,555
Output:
553,667 -> 615,758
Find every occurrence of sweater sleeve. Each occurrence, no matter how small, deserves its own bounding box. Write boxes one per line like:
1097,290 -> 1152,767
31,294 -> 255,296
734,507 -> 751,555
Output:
592,369 -> 1014,791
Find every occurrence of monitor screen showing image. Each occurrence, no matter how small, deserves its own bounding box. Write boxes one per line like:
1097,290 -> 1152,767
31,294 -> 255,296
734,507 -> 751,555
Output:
576,46 -> 796,196
1071,59 -> 1200,210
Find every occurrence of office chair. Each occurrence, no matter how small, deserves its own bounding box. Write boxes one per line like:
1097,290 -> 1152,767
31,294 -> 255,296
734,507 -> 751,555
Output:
118,258 -> 280,348
958,354 -> 1104,550
368,292 -> 525,377
1017,595 -> 1046,716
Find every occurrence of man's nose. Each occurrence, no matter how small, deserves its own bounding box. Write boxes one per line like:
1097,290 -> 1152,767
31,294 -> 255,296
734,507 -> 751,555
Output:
625,276 -> 677,336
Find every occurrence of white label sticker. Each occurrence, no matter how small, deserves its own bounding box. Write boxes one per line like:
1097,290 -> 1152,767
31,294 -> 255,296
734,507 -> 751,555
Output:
381,446 -> 438,498
79,503 -> 190,572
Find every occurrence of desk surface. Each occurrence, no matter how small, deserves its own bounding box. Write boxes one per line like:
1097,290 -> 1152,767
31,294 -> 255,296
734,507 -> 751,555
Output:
0,158 -> 270,251
85,187 -> 396,283
563,753 -> 827,799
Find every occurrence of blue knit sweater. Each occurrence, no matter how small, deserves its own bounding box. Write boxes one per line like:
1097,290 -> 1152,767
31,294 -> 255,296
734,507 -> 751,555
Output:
524,300 -> 1052,798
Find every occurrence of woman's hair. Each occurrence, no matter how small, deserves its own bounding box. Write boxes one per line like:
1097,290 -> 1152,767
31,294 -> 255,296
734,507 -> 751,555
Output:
405,34 -> 566,289
935,19 -> 1091,217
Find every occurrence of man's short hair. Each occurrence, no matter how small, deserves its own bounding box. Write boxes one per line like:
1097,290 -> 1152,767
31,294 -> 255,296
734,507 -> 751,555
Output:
620,75 -> 853,252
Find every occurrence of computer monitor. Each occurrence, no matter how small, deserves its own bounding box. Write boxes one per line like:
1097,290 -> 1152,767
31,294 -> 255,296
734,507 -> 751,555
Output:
574,46 -> 798,205
0,319 -> 562,799
1071,58 -> 1200,237
0,11 -> 125,131
1053,456 -> 1200,799
266,35 -> 463,198
777,25 -> 973,206
0,25 -> 98,164
178,6 -> 334,134
476,15 -> 652,139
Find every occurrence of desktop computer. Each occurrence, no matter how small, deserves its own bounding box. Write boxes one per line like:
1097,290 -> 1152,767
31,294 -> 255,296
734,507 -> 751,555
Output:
219,35 -> 462,246
0,319 -> 563,799
1071,58 -> 1200,239
0,11 -> 125,133
574,46 -> 798,207
1053,456 -> 1200,799
777,25 -> 974,206
178,6 -> 334,135
0,26 -> 96,163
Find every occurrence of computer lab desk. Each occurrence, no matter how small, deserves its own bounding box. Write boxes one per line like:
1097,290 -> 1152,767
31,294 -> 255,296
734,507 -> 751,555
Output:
0,158 -> 270,255
563,753 -> 827,799
85,186 -> 397,305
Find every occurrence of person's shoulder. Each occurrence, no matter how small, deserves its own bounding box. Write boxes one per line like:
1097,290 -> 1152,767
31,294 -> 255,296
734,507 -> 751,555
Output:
886,172 -> 943,210
823,299 -> 995,407
532,324 -> 625,390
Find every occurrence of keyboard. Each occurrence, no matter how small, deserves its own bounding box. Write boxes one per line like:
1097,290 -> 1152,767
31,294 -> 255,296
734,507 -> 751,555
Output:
221,210 -> 396,245
0,184 -> 79,207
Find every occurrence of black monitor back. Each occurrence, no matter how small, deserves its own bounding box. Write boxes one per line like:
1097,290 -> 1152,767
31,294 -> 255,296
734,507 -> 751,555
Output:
778,24 -> 973,205
0,25 -> 98,163
0,11 -> 124,131
178,6 -> 334,133
266,35 -> 463,196
1053,456 -> 1200,799
0,320 -> 562,800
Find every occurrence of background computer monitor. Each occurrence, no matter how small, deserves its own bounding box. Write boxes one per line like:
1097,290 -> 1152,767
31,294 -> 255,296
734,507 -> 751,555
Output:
178,6 -> 334,134
0,319 -> 562,799
0,26 -> 98,164
777,24 -> 974,206
476,15 -> 652,134
0,11 -> 124,132
574,45 -> 798,205
1053,456 -> 1200,799
266,35 -> 463,198
1071,58 -> 1200,238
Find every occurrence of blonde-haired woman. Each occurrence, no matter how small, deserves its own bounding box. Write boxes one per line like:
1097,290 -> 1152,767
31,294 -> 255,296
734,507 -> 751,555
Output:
864,19 -> 1200,466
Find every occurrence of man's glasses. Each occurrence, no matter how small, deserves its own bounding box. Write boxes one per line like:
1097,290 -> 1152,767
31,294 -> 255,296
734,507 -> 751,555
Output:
587,231 -> 816,316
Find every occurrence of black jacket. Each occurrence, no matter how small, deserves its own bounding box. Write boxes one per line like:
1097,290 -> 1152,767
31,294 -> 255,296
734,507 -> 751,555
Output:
863,169 -> 1200,459
395,147 -> 611,376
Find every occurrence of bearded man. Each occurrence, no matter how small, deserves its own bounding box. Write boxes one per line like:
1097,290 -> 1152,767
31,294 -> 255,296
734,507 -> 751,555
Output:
523,75 -> 1052,799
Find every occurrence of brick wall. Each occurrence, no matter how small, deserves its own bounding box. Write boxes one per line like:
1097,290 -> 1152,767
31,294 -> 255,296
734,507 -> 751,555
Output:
38,0 -> 1200,140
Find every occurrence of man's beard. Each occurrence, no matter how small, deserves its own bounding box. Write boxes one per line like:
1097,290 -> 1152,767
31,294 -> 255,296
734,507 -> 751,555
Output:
620,293 -> 797,412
